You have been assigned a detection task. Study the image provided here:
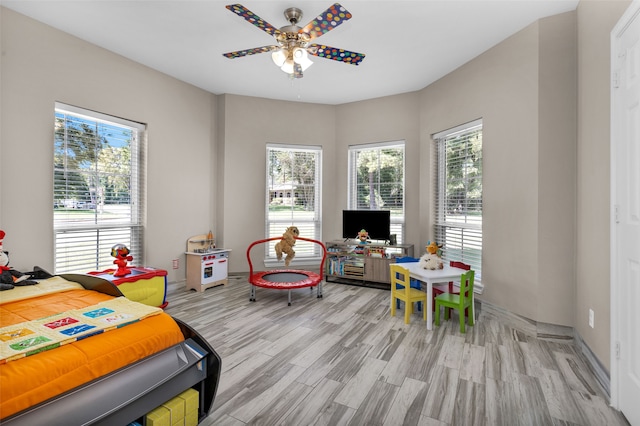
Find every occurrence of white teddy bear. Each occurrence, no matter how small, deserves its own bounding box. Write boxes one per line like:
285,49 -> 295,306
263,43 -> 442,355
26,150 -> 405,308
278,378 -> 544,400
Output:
418,252 -> 444,270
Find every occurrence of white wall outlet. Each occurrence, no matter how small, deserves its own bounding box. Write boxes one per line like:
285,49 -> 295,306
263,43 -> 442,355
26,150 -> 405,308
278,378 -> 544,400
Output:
589,308 -> 594,328
172,259 -> 179,269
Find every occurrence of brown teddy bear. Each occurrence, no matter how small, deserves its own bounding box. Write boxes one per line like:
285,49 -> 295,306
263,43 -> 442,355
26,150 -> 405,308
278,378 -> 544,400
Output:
275,226 -> 299,267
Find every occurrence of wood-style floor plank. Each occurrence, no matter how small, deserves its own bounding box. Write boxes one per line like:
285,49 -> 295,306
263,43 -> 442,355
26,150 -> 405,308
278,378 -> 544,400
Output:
164,274 -> 630,426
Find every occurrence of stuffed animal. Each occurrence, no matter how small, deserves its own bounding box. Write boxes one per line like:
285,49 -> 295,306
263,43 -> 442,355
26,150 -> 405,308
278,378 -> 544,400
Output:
0,230 -> 37,290
425,241 -> 443,257
418,252 -> 444,270
111,243 -> 133,277
356,229 -> 371,244
275,226 -> 299,267
419,241 -> 444,270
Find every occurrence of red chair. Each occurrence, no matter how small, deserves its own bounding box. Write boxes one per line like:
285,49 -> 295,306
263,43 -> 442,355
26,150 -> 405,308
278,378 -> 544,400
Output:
433,261 -> 471,316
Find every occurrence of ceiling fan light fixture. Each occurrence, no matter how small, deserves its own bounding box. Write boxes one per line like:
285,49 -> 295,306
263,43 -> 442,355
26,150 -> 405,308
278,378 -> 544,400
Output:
292,47 -> 313,71
271,48 -> 288,67
223,3 -> 365,79
280,58 -> 295,74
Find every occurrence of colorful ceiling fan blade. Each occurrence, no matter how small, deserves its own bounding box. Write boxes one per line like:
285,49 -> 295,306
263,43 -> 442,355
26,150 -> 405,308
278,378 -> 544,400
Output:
307,44 -> 365,65
223,45 -> 278,59
299,3 -> 352,40
225,4 -> 281,37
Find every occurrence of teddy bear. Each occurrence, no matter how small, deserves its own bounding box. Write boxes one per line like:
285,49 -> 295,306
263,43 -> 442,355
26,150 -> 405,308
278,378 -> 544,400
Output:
275,226 -> 299,267
0,230 -> 37,290
418,241 -> 444,270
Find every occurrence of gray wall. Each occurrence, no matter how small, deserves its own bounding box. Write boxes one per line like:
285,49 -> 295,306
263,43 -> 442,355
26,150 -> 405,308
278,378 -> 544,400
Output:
217,94 -> 336,268
0,1 -> 631,370
334,94 -> 422,250
419,16 -> 545,321
0,8 -> 215,284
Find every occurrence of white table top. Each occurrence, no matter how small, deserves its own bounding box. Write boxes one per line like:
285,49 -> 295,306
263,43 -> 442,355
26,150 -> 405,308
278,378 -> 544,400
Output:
391,261 -> 470,330
392,262 -> 467,284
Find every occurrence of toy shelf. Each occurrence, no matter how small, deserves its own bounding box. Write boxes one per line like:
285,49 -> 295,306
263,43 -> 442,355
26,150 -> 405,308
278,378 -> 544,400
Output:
324,240 -> 414,287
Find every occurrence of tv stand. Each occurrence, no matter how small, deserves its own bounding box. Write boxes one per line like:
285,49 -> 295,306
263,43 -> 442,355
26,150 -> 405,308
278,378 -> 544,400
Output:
325,240 -> 414,288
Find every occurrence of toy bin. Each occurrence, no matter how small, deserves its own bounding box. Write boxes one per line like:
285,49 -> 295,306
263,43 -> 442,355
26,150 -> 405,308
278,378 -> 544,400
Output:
87,267 -> 168,308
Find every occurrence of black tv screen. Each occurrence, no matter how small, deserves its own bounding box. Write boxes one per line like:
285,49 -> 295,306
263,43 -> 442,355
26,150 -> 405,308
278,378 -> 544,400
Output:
342,210 -> 391,242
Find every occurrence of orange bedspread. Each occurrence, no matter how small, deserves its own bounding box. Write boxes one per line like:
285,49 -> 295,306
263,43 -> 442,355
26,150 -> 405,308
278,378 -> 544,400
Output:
0,287 -> 184,419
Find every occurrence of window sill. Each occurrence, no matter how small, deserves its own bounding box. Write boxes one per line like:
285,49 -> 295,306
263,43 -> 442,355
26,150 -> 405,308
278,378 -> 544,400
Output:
263,257 -> 324,270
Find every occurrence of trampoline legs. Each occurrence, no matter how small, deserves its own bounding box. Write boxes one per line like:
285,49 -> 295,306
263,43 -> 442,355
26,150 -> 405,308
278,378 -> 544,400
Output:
249,282 -> 324,305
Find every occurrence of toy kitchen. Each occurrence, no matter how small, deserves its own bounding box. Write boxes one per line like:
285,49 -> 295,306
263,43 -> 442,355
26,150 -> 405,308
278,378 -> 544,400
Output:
185,232 -> 231,292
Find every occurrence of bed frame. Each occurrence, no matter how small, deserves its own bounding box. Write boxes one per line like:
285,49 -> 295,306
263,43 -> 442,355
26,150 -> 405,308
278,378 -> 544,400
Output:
1,273 -> 221,426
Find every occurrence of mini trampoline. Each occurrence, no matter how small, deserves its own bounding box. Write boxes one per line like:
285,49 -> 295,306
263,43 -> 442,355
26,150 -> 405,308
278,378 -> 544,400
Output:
246,236 -> 327,306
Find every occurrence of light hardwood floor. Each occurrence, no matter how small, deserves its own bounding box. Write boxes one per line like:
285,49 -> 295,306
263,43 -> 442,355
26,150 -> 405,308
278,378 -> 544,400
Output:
164,274 -> 630,426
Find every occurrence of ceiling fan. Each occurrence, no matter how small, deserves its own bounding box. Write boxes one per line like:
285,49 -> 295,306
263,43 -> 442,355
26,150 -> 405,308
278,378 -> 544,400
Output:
222,3 -> 365,79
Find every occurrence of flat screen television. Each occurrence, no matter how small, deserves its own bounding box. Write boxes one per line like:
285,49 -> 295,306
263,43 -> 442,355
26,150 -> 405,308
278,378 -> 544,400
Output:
342,210 -> 391,242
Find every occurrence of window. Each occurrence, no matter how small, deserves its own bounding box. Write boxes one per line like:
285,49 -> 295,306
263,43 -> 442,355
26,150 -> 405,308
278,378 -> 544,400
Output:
54,103 -> 146,274
348,142 -> 405,242
433,119 -> 483,280
266,144 -> 322,261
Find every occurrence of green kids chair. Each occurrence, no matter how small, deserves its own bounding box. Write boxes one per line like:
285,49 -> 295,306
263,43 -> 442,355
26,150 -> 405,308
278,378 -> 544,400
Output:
434,270 -> 475,333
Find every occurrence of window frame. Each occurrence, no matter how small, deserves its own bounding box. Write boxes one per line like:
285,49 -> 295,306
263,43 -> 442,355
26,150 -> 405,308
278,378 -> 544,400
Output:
265,144 -> 322,264
347,141 -> 405,243
433,119 -> 483,286
53,102 -> 146,274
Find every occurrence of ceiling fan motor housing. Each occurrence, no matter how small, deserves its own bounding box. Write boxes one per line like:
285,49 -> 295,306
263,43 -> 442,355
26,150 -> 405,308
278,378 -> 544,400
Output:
283,7 -> 303,25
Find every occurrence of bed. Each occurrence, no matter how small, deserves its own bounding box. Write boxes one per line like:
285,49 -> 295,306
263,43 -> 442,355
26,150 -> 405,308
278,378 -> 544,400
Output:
0,273 -> 221,425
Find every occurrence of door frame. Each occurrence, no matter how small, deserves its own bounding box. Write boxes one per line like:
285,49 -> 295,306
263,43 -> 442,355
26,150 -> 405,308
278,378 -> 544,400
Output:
609,0 -> 640,410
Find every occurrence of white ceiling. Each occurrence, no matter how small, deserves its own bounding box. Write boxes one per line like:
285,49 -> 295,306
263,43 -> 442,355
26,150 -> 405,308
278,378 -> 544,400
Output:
2,0 -> 579,105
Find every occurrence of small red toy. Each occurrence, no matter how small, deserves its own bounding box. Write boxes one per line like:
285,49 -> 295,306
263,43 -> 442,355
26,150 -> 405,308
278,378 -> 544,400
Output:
111,244 -> 133,277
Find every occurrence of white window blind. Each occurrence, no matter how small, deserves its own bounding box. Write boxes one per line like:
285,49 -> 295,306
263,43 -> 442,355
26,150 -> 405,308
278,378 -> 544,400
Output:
348,141 -> 405,243
434,120 -> 482,280
266,144 -> 322,259
54,103 -> 146,273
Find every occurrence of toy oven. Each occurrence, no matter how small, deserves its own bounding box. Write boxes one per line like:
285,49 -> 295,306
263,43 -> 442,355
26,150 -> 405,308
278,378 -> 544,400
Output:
200,252 -> 228,285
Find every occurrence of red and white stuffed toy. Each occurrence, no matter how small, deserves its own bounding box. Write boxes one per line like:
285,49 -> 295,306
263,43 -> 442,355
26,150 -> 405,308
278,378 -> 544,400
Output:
0,230 -> 36,290
111,243 -> 133,277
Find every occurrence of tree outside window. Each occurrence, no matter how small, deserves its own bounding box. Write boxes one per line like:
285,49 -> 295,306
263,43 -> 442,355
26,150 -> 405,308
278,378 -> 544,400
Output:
266,145 -> 322,259
434,120 -> 482,279
54,103 -> 145,273
348,142 -> 405,242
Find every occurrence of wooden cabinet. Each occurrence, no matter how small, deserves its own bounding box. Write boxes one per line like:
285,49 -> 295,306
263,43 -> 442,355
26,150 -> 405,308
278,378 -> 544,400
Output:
325,240 -> 414,287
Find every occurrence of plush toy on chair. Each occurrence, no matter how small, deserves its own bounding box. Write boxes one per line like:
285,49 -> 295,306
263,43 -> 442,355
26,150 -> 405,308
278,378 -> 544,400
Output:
275,226 -> 299,267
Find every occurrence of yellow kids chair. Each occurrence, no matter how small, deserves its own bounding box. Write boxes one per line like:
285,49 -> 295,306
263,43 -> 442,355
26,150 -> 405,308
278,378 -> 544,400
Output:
434,270 -> 475,333
390,264 -> 427,324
